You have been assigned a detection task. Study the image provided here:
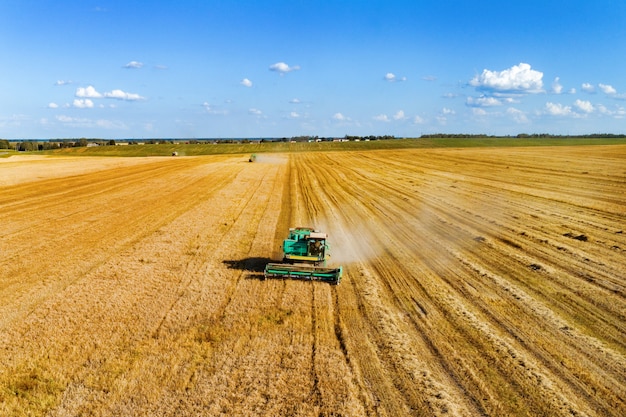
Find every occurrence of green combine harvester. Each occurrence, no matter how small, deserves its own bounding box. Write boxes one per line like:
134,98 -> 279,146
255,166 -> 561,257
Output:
264,227 -> 343,284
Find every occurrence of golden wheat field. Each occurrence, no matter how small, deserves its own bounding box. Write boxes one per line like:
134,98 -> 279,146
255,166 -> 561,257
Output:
1,145 -> 625,416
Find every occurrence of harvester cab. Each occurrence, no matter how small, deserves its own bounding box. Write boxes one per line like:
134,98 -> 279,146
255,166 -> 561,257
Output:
264,227 -> 342,284
283,228 -> 328,265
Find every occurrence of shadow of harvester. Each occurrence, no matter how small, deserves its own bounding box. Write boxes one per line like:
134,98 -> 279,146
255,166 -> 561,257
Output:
222,257 -> 273,280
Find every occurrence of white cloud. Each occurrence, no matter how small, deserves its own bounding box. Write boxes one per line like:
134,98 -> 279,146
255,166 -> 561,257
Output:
373,114 -> 390,122
392,110 -> 406,120
0,114 -> 27,128
507,107 -> 529,123
333,112 -> 347,121
202,102 -> 227,115
596,104 -> 608,114
73,98 -> 94,108
95,119 -> 127,129
442,107 -> 455,115
473,108 -> 488,116
56,115 -> 127,129
289,98 -> 301,104
75,85 -> 102,98
574,99 -> 594,113
581,83 -> 595,93
56,115 -> 81,123
124,61 -> 144,69
470,63 -> 543,93
103,89 -> 144,101
54,80 -> 72,86
269,62 -> 300,74
76,85 -> 144,101
545,102 -> 572,116
289,111 -> 300,119
436,108 -> 454,125
55,115 -> 126,129
599,83 -> 617,95
47,102 -> 59,109
551,77 -> 563,94
412,115 -> 425,124
248,108 -> 263,116
466,96 -> 502,107
604,105 -> 624,117
384,73 -> 406,82
240,78 -> 253,87
597,104 -> 626,118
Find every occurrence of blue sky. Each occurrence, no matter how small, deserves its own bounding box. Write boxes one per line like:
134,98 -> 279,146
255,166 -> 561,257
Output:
1,0 -> 625,139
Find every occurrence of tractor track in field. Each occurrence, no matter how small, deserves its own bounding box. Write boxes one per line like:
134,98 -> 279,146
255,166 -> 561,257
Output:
298,153 -> 478,416
423,192 -> 626,346
1,147 -> 624,417
0,158 -> 224,264
294,149 -> 625,416
161,157 -> 285,337
0,158 -> 243,332
396,154 -> 624,412
0,161 -> 186,236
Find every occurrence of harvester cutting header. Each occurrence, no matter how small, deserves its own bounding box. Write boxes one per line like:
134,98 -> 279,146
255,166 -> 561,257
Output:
264,227 -> 343,284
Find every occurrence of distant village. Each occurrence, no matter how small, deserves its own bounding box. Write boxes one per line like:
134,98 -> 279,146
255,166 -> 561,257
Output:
1,135 -> 397,151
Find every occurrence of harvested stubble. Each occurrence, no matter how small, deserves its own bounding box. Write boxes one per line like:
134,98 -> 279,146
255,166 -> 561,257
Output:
0,146 -> 624,416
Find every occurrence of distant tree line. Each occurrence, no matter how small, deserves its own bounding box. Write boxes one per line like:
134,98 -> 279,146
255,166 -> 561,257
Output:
515,133 -> 626,138
144,139 -> 171,144
420,134 -> 492,138
5,133 -> 624,152
421,133 -> 626,139
15,139 -> 82,151
344,135 -> 395,141
584,133 -> 626,138
9,138 -> 119,151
